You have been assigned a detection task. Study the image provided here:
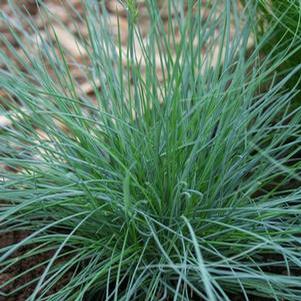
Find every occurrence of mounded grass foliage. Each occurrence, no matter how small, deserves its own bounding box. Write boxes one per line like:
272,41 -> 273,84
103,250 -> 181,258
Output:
0,1 -> 301,300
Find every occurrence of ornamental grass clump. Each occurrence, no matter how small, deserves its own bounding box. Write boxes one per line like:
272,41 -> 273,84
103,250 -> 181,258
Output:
0,1 -> 301,300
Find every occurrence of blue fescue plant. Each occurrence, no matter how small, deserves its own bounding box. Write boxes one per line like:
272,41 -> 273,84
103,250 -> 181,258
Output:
0,1 -> 301,300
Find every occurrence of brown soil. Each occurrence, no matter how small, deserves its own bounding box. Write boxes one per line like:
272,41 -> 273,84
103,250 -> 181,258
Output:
0,231 -> 73,300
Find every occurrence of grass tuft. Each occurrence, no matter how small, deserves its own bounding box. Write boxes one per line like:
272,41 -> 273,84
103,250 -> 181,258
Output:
0,1 -> 301,300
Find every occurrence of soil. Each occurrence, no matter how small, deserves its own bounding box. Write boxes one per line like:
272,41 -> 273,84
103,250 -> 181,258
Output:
0,231 -> 74,300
